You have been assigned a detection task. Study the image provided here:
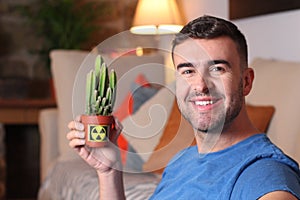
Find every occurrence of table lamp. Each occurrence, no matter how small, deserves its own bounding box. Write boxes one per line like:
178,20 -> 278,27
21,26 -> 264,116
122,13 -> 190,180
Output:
130,0 -> 184,35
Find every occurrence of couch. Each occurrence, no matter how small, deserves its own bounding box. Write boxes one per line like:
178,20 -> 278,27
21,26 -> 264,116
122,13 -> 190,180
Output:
38,49 -> 168,199
37,50 -> 300,199
246,58 -> 300,163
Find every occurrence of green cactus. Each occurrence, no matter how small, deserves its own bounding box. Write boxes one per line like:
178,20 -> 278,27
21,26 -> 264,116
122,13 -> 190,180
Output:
85,55 -> 117,115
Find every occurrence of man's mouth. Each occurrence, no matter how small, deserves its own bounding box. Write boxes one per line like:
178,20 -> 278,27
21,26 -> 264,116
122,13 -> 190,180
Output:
191,96 -> 223,110
194,100 -> 215,106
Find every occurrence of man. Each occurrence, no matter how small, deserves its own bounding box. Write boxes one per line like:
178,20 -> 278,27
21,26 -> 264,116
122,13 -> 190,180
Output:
67,15 -> 300,199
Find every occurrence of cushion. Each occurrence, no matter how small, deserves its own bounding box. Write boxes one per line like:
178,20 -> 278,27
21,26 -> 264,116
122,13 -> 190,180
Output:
131,82 -> 158,112
122,83 -> 176,163
113,74 -> 152,121
113,74 -> 159,164
143,101 -> 196,174
51,50 -> 90,161
246,104 -> 275,133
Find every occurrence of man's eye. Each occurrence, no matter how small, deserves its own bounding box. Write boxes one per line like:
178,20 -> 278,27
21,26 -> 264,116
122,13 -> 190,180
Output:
182,69 -> 194,75
210,66 -> 225,75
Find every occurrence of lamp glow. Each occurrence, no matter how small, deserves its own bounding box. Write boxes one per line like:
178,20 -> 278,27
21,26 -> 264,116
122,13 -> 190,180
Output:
130,0 -> 184,35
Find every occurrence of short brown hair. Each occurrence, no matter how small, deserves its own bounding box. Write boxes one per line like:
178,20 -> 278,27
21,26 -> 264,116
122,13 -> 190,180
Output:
172,15 -> 248,69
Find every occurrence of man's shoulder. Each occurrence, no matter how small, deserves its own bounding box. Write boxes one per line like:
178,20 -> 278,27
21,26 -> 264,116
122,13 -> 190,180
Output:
232,158 -> 300,199
244,158 -> 300,177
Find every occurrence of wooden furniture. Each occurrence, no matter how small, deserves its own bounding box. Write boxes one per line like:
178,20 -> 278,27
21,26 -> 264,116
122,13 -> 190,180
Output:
0,98 -> 56,199
0,132 -> 4,200
0,98 -> 56,125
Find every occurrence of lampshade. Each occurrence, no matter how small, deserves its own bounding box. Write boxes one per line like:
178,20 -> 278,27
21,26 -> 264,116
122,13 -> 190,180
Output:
130,0 -> 184,35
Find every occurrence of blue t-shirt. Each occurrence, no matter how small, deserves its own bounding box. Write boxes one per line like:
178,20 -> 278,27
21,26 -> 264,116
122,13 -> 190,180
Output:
150,134 -> 300,199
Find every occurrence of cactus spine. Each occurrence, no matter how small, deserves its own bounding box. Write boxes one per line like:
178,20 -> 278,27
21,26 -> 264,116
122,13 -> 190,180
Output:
85,55 -> 117,115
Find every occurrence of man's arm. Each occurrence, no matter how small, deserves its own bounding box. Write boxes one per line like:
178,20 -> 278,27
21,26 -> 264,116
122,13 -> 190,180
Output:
259,191 -> 298,200
98,169 -> 125,200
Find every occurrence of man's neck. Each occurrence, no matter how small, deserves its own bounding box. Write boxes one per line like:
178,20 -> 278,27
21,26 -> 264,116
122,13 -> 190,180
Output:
194,109 -> 259,154
195,130 -> 257,154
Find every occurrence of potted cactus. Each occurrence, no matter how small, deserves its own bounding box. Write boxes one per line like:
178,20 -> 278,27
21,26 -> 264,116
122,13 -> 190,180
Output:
81,55 -> 117,147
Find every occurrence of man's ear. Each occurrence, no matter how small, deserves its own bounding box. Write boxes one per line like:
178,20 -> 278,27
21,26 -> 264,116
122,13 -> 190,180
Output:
243,68 -> 254,96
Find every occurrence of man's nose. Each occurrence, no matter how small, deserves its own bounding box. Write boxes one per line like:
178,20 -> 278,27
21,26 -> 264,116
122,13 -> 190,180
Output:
190,73 -> 211,94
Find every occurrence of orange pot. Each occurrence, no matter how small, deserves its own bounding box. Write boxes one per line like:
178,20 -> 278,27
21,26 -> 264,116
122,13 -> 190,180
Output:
81,115 -> 115,147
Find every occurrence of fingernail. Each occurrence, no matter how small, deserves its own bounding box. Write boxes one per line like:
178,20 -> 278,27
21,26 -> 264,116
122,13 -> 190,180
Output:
75,123 -> 84,131
79,139 -> 85,145
76,131 -> 85,138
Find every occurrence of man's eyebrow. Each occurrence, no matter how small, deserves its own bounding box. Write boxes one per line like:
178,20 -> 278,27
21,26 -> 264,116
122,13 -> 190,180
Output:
207,60 -> 231,68
176,62 -> 194,69
176,60 -> 231,70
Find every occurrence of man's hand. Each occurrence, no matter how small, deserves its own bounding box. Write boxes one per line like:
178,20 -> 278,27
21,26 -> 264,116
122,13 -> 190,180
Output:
67,115 -> 126,200
66,115 -> 123,173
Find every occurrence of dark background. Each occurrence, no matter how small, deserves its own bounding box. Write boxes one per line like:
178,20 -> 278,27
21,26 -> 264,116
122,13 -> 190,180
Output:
230,0 -> 300,19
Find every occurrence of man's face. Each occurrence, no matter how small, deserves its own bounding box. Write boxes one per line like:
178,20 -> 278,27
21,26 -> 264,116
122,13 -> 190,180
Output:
173,37 -> 245,133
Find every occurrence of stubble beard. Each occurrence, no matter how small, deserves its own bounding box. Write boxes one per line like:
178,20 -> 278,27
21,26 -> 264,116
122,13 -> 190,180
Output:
177,79 -> 244,134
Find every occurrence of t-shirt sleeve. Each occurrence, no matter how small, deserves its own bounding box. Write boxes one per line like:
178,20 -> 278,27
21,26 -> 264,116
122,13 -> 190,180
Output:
231,159 -> 300,199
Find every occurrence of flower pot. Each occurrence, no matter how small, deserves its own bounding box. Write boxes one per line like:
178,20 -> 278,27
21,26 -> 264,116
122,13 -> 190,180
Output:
81,115 -> 115,147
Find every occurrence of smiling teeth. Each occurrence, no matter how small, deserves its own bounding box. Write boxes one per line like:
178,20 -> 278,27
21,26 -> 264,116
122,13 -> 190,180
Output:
195,100 -> 214,106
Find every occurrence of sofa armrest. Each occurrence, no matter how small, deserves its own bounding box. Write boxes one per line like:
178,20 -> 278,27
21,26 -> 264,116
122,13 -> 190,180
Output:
38,108 -> 59,183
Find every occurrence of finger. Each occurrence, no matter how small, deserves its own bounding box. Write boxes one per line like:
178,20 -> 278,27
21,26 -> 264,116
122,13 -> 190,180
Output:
69,138 -> 85,148
66,130 -> 85,140
68,115 -> 83,130
75,115 -> 82,122
74,121 -> 84,131
78,146 -> 90,159
76,146 -> 93,162
67,120 -> 76,130
68,120 -> 84,131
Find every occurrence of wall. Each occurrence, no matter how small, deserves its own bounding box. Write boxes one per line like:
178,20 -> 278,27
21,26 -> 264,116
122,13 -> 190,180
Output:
2,0 -> 299,79
0,0 -> 138,80
234,10 -> 300,63
180,0 -> 228,21
180,0 -> 300,63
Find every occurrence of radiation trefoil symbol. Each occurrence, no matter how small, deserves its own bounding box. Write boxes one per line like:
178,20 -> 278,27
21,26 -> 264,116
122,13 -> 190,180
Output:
88,124 -> 108,142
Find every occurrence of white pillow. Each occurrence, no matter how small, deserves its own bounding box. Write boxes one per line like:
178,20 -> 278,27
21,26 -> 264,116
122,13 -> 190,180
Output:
122,82 -> 176,162
50,50 -> 90,161
247,58 -> 300,163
